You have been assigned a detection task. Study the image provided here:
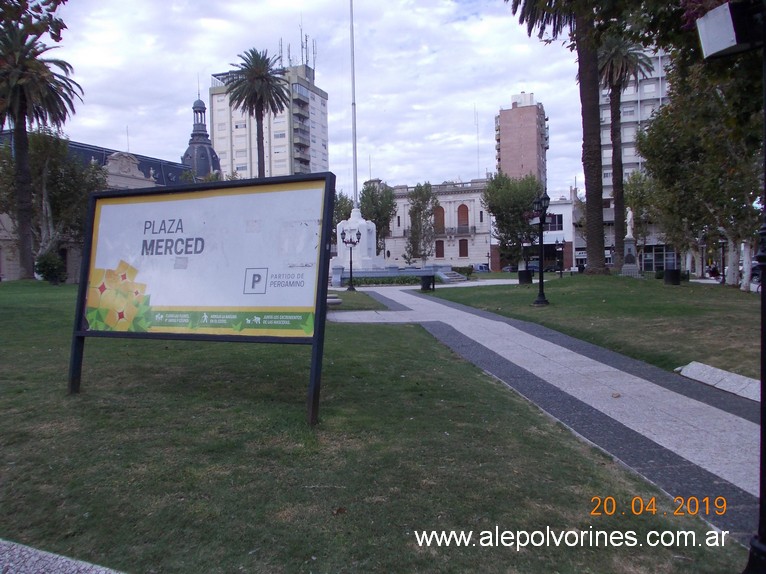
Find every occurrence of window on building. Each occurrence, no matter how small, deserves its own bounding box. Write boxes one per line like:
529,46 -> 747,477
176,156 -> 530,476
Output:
397,215 -> 401,228
235,164 -> 247,172
274,132 -> 286,139
479,210 -> 483,223
623,106 -> 635,117
217,123 -> 226,131
603,171 -> 612,181
459,239 -> 468,258
235,150 -> 246,158
457,204 -> 469,229
643,82 -> 656,94
234,121 -> 246,129
435,240 -> 444,258
434,206 -> 445,234
543,214 -> 563,232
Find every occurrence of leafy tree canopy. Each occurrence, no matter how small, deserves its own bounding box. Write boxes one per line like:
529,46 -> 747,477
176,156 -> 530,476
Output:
636,52 -> 761,254
332,190 -> 353,245
404,182 -> 438,265
359,179 -> 397,255
481,172 -> 540,265
0,127 -> 107,256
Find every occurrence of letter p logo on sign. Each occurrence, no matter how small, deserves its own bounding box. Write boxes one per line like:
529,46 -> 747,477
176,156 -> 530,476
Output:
243,268 -> 268,294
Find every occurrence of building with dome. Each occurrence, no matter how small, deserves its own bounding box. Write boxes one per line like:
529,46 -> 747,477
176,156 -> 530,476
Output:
181,97 -> 221,179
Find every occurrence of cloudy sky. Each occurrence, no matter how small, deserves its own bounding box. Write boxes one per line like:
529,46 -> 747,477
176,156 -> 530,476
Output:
52,0 -> 583,198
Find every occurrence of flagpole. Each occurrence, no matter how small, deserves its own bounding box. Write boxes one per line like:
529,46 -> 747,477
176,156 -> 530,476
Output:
349,0 -> 359,208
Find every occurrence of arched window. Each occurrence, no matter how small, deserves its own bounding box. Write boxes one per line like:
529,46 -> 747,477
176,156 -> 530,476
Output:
457,204 -> 469,233
434,206 -> 445,235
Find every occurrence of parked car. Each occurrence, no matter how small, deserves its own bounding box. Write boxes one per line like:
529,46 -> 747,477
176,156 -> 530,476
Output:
473,263 -> 490,273
501,264 -> 518,272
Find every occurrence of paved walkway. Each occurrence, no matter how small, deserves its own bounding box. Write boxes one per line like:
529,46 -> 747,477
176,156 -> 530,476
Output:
328,281 -> 760,544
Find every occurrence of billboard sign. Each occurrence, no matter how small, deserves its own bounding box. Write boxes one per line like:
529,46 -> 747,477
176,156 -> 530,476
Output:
70,173 -> 336,424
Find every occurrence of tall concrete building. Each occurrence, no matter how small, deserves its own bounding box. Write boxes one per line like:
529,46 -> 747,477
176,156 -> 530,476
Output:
209,64 -> 328,179
596,47 -> 671,272
495,92 -> 549,189
600,48 -> 668,201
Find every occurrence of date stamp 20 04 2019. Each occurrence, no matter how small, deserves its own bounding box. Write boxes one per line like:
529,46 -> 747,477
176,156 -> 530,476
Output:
590,496 -> 727,518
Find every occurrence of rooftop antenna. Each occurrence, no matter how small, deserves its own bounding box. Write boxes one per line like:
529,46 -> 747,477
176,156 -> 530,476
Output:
312,39 -> 317,70
350,0 -> 359,207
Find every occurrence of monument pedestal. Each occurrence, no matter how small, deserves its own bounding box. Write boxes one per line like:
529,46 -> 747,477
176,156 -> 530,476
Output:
621,236 -> 642,278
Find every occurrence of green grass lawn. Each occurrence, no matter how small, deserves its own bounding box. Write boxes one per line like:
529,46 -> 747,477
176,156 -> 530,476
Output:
431,273 -> 760,379
0,281 -> 748,573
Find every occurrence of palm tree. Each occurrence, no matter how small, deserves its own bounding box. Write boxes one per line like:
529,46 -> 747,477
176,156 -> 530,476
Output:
224,49 -> 290,178
506,0 -> 609,273
0,22 -> 82,278
598,34 -> 652,270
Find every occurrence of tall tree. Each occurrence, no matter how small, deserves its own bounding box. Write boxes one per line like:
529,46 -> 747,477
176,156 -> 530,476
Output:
0,128 -> 106,258
597,33 -> 652,270
506,0 -> 609,273
332,190 -> 353,245
224,49 -> 289,178
0,1 -> 81,278
481,172 -> 540,267
359,180 -> 397,254
636,52 -> 761,287
623,170 -> 655,268
403,182 -> 439,265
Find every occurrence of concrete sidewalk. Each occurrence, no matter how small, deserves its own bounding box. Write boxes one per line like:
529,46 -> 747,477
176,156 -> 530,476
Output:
0,539 -> 123,574
328,283 -> 760,543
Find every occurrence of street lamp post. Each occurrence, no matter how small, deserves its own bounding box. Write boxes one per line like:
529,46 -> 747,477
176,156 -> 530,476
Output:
532,191 -> 550,306
555,239 -> 564,278
341,228 -> 362,292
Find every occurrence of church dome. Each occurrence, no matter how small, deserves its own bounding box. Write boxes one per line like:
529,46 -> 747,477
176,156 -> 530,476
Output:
181,97 -> 220,179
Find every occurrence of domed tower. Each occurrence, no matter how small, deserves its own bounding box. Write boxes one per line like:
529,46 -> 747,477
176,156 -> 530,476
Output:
181,96 -> 221,179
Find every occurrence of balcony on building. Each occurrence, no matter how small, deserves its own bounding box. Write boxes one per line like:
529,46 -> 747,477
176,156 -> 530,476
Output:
293,149 -> 311,163
292,84 -> 310,105
434,225 -> 476,238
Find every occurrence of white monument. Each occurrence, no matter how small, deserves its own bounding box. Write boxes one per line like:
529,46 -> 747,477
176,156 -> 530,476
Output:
331,207 -> 385,274
621,207 -> 641,278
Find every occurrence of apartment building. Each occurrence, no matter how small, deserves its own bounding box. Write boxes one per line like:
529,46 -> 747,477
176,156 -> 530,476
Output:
209,64 -> 328,179
495,92 -> 549,190
596,47 -> 674,272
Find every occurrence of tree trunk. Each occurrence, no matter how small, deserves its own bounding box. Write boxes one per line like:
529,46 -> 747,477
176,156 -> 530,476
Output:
255,102 -> 266,178
13,119 -> 35,279
575,14 -> 606,274
610,83 -> 625,270
726,239 -> 738,286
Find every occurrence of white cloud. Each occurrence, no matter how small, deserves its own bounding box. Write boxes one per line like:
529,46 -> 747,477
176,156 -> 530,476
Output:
53,0 -> 584,196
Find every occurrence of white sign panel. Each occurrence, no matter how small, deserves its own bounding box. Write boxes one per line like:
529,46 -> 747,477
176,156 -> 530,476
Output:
83,180 -> 329,338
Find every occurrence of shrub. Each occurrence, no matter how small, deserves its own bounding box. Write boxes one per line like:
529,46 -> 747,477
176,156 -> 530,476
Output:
35,250 -> 67,285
